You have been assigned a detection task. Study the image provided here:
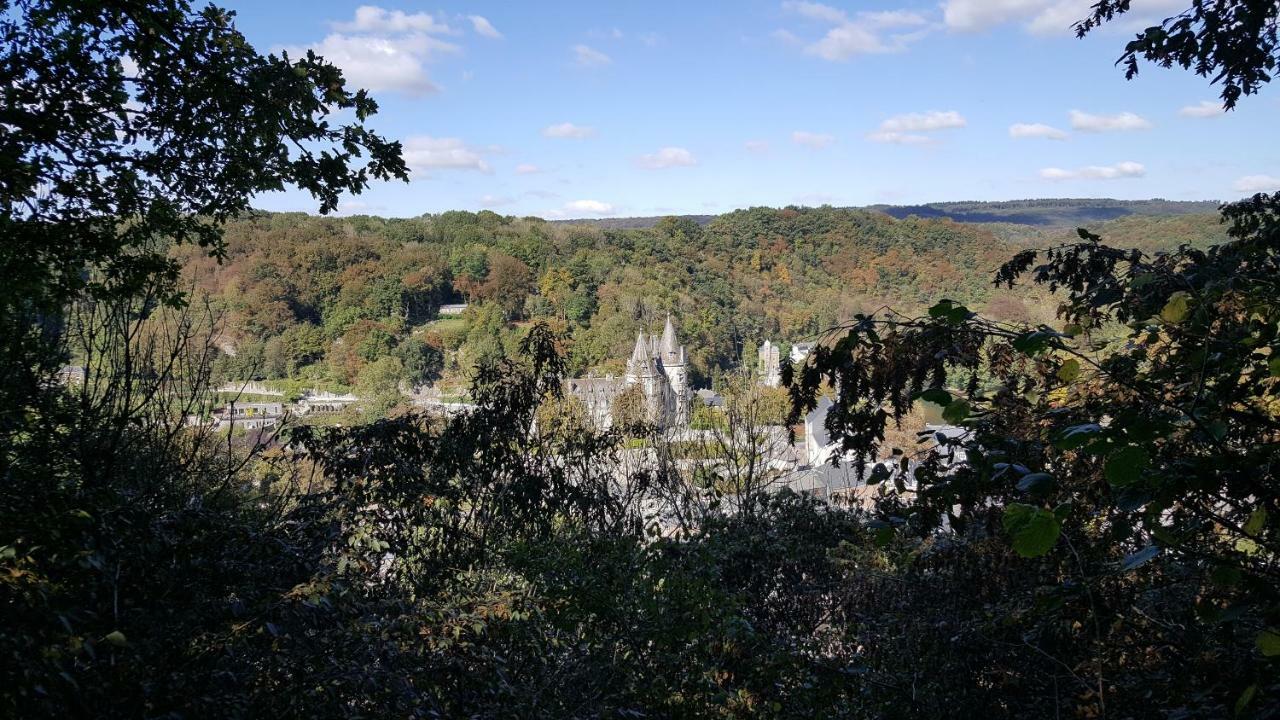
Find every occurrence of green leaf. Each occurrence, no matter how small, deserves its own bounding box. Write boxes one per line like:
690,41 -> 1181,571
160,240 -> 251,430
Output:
104,631 -> 127,647
1269,357 -> 1280,378
1104,445 -> 1149,487
1244,506 -> 1267,537
1056,358 -> 1081,383
1210,565 -> 1242,587
1016,472 -> 1054,495
1160,291 -> 1191,324
1256,628 -> 1280,657
928,299 -> 956,319
1235,684 -> 1257,717
873,525 -> 894,548
1121,545 -> 1159,571
1002,503 -> 1061,558
942,399 -> 971,425
1053,423 -> 1103,450
1011,330 -> 1058,357
918,387 -> 952,406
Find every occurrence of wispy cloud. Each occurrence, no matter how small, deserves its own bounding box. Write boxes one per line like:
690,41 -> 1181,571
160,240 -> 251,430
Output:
942,0 -> 1187,36
792,130 -> 836,149
572,44 -> 612,67
868,111 -> 966,144
780,1 -> 930,60
744,140 -> 770,153
1010,122 -> 1069,140
332,6 -> 453,34
794,192 -> 840,205
1069,110 -> 1153,132
867,131 -> 934,145
1179,100 -> 1223,118
479,194 -> 514,207
1040,161 -> 1146,180
880,110 -> 966,132
468,15 -> 502,39
514,163 -> 542,175
542,122 -> 597,139
637,147 -> 697,169
1234,175 -> 1280,193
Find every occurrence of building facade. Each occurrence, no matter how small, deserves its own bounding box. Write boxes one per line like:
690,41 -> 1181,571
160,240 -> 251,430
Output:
567,314 -> 691,429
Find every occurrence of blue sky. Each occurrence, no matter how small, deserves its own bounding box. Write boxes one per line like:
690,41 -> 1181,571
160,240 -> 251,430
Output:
222,0 -> 1280,218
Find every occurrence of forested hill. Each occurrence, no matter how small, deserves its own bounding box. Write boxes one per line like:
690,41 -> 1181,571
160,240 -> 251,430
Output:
181,204 -> 1229,399
556,198 -> 1220,229
866,198 -> 1220,225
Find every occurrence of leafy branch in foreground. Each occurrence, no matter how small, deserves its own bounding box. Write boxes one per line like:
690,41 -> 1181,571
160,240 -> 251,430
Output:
789,193 -> 1280,712
1076,0 -> 1279,109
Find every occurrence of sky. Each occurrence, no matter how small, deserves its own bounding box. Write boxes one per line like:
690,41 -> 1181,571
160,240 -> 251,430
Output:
220,0 -> 1280,219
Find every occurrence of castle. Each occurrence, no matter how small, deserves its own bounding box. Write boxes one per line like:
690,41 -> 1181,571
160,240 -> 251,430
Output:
566,314 -> 691,429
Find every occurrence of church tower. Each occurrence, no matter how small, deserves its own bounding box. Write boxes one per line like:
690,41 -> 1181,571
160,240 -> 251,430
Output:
658,314 -> 690,426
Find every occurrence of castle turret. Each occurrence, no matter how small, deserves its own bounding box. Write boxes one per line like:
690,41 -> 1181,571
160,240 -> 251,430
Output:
626,332 -> 655,379
658,314 -> 690,426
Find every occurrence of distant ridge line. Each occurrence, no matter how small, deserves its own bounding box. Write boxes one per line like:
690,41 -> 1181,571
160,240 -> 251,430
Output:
552,198 -> 1221,229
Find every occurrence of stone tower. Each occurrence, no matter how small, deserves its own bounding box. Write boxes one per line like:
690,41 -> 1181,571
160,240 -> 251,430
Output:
626,331 -> 667,423
758,339 -> 782,387
657,314 -> 690,426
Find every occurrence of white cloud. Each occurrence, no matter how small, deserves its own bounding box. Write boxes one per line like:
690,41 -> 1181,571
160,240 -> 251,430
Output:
469,15 -> 502,39
563,199 -> 616,216
1069,110 -> 1153,132
401,136 -> 493,175
1039,161 -> 1146,180
773,28 -> 803,45
781,2 -> 930,60
1026,0 -> 1091,35
943,0 -> 1044,32
332,6 -> 452,34
868,111 -> 965,144
637,147 -> 697,169
808,24 -> 891,59
514,163 -> 542,174
1234,175 -> 1280,193
1179,100 -> 1224,118
286,32 -> 458,96
294,6 -> 463,96
861,10 -> 930,28
782,1 -> 848,23
879,110 -> 967,132
944,0 -> 1186,35
744,140 -> 770,153
793,130 -> 835,149
479,194 -> 514,207
1010,122 -> 1069,139
542,122 -> 597,139
573,44 -> 611,67
867,131 -> 934,145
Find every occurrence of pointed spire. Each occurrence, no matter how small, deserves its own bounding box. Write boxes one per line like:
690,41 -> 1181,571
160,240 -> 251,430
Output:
660,313 -> 679,356
631,332 -> 650,363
